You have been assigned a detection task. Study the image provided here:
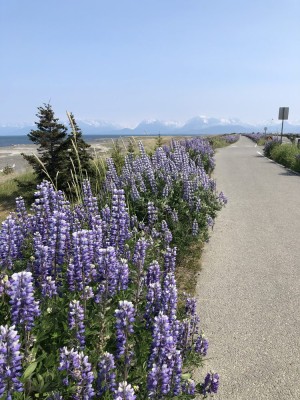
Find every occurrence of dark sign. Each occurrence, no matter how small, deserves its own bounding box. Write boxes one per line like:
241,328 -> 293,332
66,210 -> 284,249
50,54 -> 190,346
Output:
278,107 -> 289,120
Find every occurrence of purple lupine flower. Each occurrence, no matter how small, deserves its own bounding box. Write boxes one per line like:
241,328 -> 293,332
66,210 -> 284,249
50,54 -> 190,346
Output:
182,174 -> 194,207
48,210 -> 71,267
201,372 -> 220,396
0,325 -> 23,399
195,198 -> 202,212
82,179 -> 99,226
172,350 -> 182,395
185,296 -> 199,335
195,334 -> 209,356
163,246 -> 177,274
95,247 -> 119,302
68,300 -> 85,348
105,158 -> 120,190
115,381 -> 136,400
97,352 -> 116,396
161,220 -> 172,245
116,259 -> 129,291
115,301 -> 135,359
185,296 -> 197,316
41,276 -> 58,298
147,202 -> 158,226
130,215 -> 138,229
177,319 -> 191,353
162,183 -> 170,198
145,282 -> 162,324
15,196 -> 30,236
67,230 -> 95,292
132,238 -> 149,302
31,181 -> 70,242
147,313 -> 182,397
110,189 -> 130,254
130,181 -> 140,201
161,272 -> 177,323
138,141 -> 157,193
8,271 -> 40,331
0,214 -> 23,269
82,286 -> 94,300
146,261 -> 161,286
132,238 -> 149,271
58,347 -> 95,399
182,379 -> 196,395
33,232 -> 49,274
90,214 -> 103,250
206,215 -> 214,227
192,219 -> 199,236
218,191 -> 228,206
171,209 -> 179,223
148,313 -> 173,367
101,205 -> 111,224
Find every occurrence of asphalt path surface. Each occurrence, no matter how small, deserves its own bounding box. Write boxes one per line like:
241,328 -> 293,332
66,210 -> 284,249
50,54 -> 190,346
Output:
195,136 -> 300,399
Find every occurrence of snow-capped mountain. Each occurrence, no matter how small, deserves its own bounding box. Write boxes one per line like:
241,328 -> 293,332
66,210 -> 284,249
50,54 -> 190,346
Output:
1,116 -> 300,136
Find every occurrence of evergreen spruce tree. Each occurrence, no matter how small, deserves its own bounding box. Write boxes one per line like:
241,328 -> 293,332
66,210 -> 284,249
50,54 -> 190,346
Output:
22,104 -> 68,184
57,112 -> 93,191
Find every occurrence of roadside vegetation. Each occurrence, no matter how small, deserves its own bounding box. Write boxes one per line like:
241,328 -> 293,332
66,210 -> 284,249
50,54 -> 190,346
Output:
208,134 -> 240,149
264,141 -> 300,173
243,133 -> 268,145
0,128 -> 224,399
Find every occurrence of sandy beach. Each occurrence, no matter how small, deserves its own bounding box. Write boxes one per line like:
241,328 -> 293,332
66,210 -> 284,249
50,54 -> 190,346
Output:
0,141 -> 111,177
0,144 -> 37,174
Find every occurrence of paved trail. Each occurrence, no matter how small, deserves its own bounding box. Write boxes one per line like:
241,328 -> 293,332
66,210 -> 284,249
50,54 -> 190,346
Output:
195,136 -> 300,399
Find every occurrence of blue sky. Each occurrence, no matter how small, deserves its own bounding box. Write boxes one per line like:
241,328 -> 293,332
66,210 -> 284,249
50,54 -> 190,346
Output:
1,0 -> 300,126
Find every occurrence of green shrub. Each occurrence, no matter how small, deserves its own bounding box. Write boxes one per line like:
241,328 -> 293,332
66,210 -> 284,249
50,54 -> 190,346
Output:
263,139 -> 280,157
293,154 -> 300,172
257,138 -> 267,146
270,144 -> 300,169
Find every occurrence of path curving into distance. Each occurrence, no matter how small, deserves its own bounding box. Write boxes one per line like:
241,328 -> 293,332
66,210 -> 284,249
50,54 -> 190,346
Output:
195,135 -> 300,399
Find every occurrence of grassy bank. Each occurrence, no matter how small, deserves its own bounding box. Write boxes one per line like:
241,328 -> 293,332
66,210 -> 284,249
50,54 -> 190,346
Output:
264,141 -> 300,173
0,170 -> 36,222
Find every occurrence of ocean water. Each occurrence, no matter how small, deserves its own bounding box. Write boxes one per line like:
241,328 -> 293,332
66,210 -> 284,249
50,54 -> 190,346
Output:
0,134 -> 122,147
0,133 -> 192,147
0,136 -> 31,147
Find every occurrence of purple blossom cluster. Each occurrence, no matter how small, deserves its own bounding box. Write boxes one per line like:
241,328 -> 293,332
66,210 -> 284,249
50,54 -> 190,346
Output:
115,300 -> 135,359
0,325 -> 23,399
115,381 -> 136,400
147,313 -> 182,397
8,271 -> 40,332
68,300 -> 85,348
223,134 -> 240,144
243,133 -> 265,143
0,214 -> 24,269
0,136 -> 223,399
97,352 -> 116,396
201,372 -> 220,397
59,347 -> 95,399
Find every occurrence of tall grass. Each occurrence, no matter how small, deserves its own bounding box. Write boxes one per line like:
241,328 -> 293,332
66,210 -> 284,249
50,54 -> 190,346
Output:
0,170 -> 36,222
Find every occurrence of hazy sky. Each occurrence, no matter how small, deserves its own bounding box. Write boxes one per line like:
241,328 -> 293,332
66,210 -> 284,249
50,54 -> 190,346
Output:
1,0 -> 300,126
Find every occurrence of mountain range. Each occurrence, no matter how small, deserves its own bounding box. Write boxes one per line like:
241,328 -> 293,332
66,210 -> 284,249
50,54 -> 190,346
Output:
1,116 -> 300,136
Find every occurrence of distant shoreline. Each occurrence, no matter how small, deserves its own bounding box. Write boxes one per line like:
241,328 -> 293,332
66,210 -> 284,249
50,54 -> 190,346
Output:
0,133 -> 210,148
